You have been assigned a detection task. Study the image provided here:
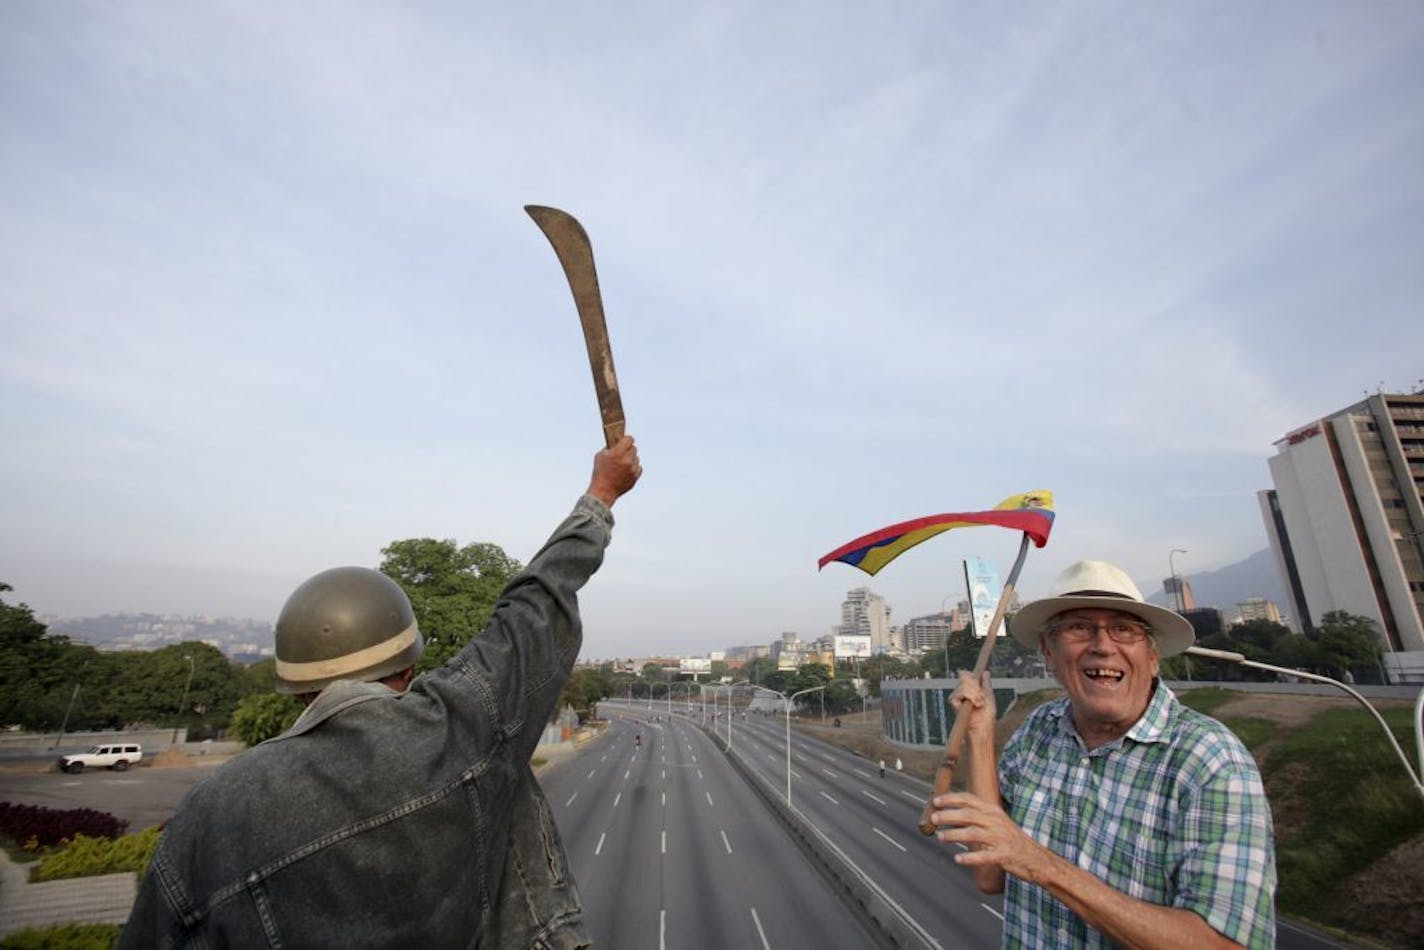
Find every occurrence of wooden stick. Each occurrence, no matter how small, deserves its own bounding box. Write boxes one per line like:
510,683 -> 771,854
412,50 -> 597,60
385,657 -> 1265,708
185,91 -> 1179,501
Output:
916,533 -> 1031,835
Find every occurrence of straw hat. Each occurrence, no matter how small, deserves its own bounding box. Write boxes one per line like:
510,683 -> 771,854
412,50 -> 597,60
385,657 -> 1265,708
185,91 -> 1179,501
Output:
1009,560 -> 1196,657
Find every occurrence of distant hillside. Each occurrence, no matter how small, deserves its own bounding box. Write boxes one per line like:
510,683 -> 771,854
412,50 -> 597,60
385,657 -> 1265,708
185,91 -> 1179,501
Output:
44,612 -> 274,661
1143,548 -> 1291,621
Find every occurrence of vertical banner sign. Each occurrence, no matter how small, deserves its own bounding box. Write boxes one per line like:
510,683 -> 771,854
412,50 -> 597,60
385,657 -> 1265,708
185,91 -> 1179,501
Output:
968,556 -> 1002,639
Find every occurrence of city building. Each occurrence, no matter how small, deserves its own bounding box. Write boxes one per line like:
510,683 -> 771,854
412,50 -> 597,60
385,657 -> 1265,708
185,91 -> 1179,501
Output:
770,631 -> 806,670
839,587 -> 893,654
1162,575 -> 1197,612
1235,596 -> 1284,626
1259,390 -> 1424,682
901,613 -> 955,654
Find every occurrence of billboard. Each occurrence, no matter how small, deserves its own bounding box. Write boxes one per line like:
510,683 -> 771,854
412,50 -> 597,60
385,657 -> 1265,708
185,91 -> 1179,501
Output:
679,657 -> 712,674
834,635 -> 872,658
967,557 -> 1002,638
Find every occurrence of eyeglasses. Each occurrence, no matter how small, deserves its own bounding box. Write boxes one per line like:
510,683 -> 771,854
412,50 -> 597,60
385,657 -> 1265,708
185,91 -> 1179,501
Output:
1050,616 -> 1151,644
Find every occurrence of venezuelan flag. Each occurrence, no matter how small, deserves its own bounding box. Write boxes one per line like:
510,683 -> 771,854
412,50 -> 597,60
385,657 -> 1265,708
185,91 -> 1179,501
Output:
818,491 -> 1054,576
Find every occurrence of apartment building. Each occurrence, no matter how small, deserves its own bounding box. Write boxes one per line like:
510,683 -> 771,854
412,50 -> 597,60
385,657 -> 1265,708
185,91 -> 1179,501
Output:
1259,391 -> 1424,682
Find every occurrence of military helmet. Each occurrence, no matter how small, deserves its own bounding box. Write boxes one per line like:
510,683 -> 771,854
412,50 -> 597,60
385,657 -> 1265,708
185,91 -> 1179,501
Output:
274,567 -> 424,694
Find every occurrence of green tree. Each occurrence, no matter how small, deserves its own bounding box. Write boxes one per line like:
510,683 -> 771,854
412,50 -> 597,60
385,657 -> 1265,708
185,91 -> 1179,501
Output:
0,583 -> 65,728
379,538 -> 522,670
1313,611 -> 1385,682
823,679 -> 860,714
229,693 -> 303,746
559,666 -> 612,721
1231,619 -> 1292,657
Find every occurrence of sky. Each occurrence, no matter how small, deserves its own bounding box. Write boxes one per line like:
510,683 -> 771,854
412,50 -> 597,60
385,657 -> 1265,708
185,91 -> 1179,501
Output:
2,2 -> 1421,660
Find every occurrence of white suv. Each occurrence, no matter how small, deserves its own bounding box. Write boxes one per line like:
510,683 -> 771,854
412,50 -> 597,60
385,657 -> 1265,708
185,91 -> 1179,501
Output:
57,743 -> 144,773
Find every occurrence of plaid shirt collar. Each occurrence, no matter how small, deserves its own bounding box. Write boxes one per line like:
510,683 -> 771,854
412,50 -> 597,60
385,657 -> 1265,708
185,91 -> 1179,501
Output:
1046,678 -> 1175,752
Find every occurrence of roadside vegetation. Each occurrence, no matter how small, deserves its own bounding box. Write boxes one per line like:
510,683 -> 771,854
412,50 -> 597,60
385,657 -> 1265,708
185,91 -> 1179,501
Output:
0,923 -> 120,950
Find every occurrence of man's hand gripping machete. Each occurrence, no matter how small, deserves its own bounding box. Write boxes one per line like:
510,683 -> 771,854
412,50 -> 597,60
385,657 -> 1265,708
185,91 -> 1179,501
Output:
525,205 -> 626,448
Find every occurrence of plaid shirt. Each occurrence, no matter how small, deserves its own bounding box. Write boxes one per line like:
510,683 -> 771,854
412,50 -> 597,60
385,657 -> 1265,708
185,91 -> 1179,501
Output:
997,682 -> 1276,948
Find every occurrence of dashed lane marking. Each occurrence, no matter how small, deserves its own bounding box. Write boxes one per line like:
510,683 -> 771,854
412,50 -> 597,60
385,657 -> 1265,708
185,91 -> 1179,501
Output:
873,827 -> 907,852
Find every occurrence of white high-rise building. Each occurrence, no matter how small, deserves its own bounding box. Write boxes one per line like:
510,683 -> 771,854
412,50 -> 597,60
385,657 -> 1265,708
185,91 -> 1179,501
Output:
1259,391 -> 1424,682
840,587 -> 893,654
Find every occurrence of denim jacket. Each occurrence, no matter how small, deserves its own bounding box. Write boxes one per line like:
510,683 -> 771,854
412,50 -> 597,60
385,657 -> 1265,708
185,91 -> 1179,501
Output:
120,496 -> 612,948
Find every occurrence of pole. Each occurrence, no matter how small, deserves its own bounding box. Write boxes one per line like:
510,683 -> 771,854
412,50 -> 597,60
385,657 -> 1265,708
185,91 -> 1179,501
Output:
917,533 -> 1032,835
787,685 -> 826,808
52,682 -> 81,750
172,655 -> 195,745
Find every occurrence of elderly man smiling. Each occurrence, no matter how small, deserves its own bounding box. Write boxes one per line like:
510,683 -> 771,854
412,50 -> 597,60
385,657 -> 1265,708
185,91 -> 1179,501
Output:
931,561 -> 1276,949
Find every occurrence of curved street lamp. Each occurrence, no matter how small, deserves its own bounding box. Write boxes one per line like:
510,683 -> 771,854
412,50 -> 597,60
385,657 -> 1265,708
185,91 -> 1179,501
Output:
724,681 -> 749,750
1188,646 -> 1424,805
787,685 -> 826,808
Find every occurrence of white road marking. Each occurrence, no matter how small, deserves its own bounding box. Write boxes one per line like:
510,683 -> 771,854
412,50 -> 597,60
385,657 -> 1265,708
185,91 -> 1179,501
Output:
819,791 -> 839,805
595,832 -> 606,856
721,830 -> 733,854
587,769 -> 596,779
862,790 -> 888,805
697,770 -> 704,780
662,792 -> 666,807
625,770 -> 631,780
660,909 -> 667,950
853,769 -> 871,779
614,792 -> 622,808
821,768 -> 838,778
706,792 -> 715,807
873,827 -> 907,852
565,792 -> 578,807
661,769 -> 666,781
899,790 -> 921,801
750,907 -> 771,949
661,830 -> 667,854
980,903 -> 1004,921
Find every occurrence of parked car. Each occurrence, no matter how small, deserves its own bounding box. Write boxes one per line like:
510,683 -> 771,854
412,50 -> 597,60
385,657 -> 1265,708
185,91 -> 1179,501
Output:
57,743 -> 144,773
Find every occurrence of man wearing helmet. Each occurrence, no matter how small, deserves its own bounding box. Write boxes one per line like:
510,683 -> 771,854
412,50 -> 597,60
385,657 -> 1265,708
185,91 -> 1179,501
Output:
122,436 -> 641,948
929,560 -> 1276,949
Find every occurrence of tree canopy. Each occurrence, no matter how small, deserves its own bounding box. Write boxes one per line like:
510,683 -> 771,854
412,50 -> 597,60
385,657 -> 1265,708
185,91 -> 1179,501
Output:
378,537 -> 522,670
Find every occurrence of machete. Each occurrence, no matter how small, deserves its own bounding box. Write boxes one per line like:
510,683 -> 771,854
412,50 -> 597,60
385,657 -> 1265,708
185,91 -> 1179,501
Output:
525,205 -> 626,448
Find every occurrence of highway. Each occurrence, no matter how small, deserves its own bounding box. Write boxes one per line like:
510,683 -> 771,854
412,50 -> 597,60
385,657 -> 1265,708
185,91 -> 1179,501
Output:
538,708 -> 880,948
569,699 -> 1348,950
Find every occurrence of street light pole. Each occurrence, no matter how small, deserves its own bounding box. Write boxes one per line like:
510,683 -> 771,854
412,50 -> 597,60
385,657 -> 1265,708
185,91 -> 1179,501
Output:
941,595 -> 954,680
786,685 -> 826,808
172,655 -> 195,745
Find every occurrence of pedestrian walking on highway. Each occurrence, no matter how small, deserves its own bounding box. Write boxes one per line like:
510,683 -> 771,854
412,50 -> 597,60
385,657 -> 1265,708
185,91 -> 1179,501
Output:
929,560 -> 1275,947
121,437 -> 642,948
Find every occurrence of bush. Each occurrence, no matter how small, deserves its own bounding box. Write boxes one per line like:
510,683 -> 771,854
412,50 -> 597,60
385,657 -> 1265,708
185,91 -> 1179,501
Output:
33,826 -> 161,881
0,803 -> 126,851
0,923 -> 120,950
